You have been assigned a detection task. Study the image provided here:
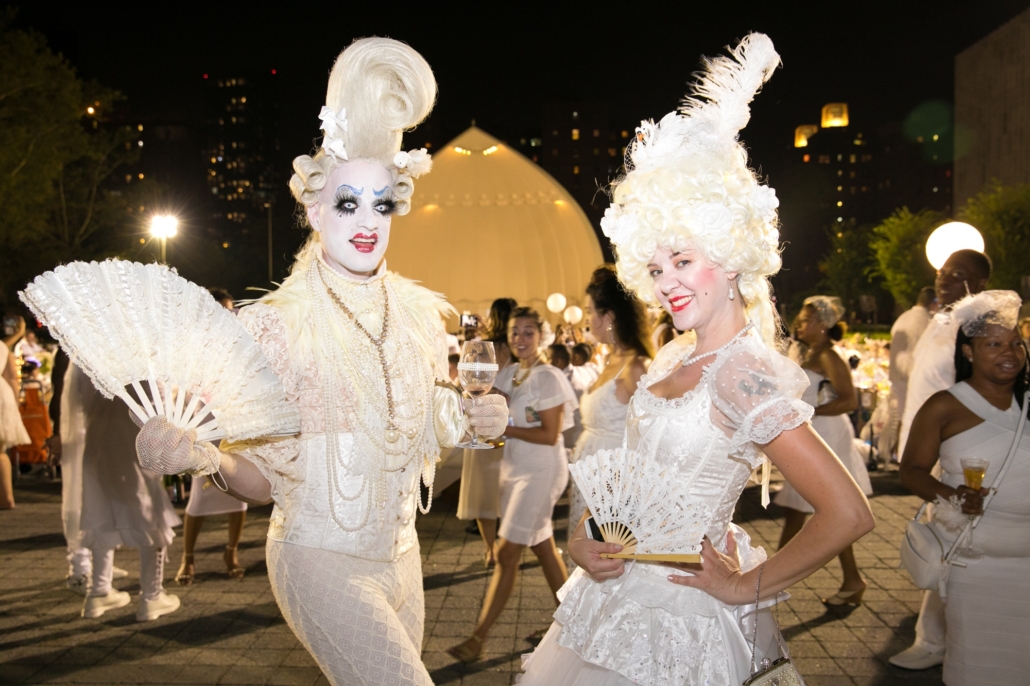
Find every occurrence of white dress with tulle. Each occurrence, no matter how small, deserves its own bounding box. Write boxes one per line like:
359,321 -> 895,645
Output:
773,367 -> 872,512
521,331 -> 813,685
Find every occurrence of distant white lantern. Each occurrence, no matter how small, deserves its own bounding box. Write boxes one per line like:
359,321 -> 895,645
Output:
925,222 -> 984,270
564,306 -> 584,325
546,293 -> 567,313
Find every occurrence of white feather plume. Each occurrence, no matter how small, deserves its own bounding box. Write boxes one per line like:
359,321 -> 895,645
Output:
677,33 -> 780,150
951,290 -> 1021,336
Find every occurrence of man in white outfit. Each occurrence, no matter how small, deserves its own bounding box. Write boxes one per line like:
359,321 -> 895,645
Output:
890,249 -> 991,670
880,287 -> 936,462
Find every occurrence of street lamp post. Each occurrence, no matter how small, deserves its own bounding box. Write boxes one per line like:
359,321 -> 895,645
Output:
150,215 -> 178,264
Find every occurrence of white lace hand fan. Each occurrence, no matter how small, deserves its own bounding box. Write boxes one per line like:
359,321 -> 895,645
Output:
20,259 -> 300,442
569,448 -> 703,563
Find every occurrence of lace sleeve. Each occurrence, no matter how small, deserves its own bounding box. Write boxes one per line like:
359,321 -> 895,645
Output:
222,304 -> 305,500
708,342 -> 813,466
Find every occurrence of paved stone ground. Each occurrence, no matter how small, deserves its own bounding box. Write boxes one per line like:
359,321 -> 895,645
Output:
0,470 -> 944,685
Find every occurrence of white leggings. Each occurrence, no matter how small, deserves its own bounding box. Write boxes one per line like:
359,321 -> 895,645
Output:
89,545 -> 165,600
266,539 -> 431,686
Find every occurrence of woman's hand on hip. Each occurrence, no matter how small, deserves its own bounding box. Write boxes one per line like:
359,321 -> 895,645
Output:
666,533 -> 750,605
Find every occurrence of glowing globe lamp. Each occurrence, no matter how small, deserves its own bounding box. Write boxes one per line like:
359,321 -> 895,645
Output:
563,306 -> 584,325
546,293 -> 567,314
925,222 -> 984,270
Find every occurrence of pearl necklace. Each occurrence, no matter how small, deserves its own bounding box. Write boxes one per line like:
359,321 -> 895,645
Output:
681,322 -> 754,367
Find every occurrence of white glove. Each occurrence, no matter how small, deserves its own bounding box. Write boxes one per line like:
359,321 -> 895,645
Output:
135,416 -> 221,476
466,394 -> 508,440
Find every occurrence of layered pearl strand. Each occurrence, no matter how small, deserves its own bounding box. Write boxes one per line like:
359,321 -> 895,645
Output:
681,321 -> 754,367
308,259 -> 432,531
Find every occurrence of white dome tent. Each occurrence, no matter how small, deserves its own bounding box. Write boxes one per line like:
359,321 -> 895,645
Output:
388,126 -> 604,327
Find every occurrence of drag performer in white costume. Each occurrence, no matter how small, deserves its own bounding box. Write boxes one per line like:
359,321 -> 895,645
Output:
133,38 -> 508,685
520,33 -> 874,685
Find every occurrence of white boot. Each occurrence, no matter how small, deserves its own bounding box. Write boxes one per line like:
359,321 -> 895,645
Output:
82,590 -> 131,618
136,591 -> 180,622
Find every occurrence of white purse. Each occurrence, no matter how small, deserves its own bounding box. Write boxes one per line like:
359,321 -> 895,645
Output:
899,389 -> 1028,598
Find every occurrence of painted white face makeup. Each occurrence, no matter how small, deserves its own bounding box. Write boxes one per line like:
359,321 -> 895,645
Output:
648,247 -> 733,333
307,159 -> 396,279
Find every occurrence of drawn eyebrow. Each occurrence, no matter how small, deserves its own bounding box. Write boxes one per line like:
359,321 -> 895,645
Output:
337,184 -> 364,194
373,186 -> 390,197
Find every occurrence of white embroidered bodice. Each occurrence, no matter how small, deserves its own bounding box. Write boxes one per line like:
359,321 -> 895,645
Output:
552,331 -> 812,685
571,378 -> 628,462
225,264 -> 453,563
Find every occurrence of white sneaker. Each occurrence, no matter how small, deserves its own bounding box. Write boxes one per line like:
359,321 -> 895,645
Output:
66,574 -> 90,596
112,566 -> 129,579
136,591 -> 180,622
82,590 -> 131,618
889,644 -> 945,670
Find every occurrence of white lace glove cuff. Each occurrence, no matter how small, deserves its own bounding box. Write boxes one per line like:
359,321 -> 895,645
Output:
135,416 -> 223,476
467,394 -> 508,440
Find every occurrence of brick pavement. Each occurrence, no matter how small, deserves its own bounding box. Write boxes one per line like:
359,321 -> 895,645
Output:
0,471 -> 944,685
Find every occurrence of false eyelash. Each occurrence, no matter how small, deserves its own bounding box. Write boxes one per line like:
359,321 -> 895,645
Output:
375,196 -> 398,215
333,192 -> 359,215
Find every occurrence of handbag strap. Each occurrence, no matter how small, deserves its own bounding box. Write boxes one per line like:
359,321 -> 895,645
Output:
943,388 -> 1029,561
747,562 -> 788,676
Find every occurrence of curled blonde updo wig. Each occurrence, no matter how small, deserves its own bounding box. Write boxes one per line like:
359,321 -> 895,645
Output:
601,33 -> 784,344
288,37 -> 436,218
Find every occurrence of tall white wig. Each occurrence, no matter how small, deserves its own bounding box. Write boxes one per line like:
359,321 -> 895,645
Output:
601,33 -> 783,344
288,37 -> 436,219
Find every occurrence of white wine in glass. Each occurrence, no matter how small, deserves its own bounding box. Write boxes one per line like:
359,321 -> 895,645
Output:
457,341 -> 498,450
958,456 -> 989,560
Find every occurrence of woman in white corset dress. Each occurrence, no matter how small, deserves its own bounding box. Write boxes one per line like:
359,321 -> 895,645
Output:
901,290 -> 1030,686
775,296 -> 873,606
520,33 -> 874,685
132,39 -> 508,685
567,266 -> 652,567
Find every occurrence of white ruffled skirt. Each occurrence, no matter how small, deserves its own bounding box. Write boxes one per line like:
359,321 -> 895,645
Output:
520,525 -> 789,686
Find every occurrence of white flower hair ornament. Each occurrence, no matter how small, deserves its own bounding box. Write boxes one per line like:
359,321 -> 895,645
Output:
318,106 -> 349,162
952,290 -> 1022,337
804,296 -> 846,328
393,148 -> 432,178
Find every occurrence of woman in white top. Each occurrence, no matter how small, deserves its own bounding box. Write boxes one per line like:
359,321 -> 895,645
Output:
775,296 -> 873,606
449,307 -> 577,662
900,290 -> 1030,686
567,266 -> 651,566
521,33 -> 874,685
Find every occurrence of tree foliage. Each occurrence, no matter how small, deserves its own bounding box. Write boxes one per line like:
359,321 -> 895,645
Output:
868,207 -> 942,310
0,11 -> 144,308
961,183 -> 1030,292
817,221 -> 880,315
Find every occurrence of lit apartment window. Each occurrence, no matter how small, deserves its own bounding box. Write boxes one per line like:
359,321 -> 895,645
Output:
573,166 -> 580,175
849,154 -> 856,163
593,129 -> 600,137
802,154 -> 810,163
818,155 -> 830,164
571,129 -> 580,140
621,130 -> 629,138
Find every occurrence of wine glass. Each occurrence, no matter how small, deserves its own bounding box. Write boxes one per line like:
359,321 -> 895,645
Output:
456,341 -> 498,450
958,456 -> 988,560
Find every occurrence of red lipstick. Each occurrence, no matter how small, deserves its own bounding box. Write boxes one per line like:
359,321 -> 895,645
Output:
350,233 -> 378,254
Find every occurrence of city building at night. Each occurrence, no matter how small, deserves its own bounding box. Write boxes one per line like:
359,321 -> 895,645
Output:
955,7 -> 1030,206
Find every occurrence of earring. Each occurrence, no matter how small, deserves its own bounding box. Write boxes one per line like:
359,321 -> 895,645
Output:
728,287 -> 735,301
607,324 -> 613,332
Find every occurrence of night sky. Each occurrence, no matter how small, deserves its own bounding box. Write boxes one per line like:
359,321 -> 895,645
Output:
14,0 -> 1030,274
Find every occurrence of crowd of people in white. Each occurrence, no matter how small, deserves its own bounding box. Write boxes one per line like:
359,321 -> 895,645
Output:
2,31 -> 1028,686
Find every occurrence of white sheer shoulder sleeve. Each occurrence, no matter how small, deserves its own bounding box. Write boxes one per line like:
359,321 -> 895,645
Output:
707,342 -> 813,464
221,303 -> 305,500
